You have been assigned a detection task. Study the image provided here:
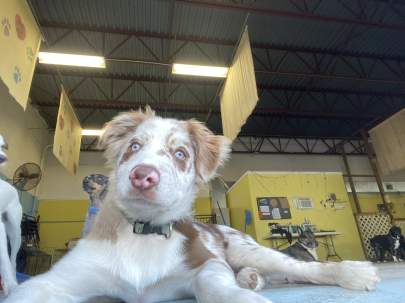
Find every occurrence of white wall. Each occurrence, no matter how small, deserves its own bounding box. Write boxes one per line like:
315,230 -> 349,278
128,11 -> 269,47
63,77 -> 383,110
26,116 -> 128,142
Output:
219,153 -> 372,181
0,81 -> 50,185
39,151 -> 109,200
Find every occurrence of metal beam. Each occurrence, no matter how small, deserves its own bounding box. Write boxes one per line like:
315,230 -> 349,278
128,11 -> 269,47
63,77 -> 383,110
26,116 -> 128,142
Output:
32,99 -> 377,120
35,68 -> 218,86
232,136 -> 366,155
35,68 -> 405,99
40,21 -> 405,62
177,0 -> 405,32
36,65 -> 405,87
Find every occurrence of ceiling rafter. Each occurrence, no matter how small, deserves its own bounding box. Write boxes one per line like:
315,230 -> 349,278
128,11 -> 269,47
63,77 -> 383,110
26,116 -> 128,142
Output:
40,21 -> 405,62
32,98 -> 378,120
36,68 -> 405,99
177,0 -> 405,31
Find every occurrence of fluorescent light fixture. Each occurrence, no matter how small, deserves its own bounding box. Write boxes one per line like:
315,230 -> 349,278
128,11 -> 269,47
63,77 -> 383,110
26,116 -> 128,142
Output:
172,63 -> 228,78
81,129 -> 104,137
38,52 -> 106,68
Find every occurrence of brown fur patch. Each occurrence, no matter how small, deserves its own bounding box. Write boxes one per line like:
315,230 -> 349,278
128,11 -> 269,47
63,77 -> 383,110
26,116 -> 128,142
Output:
174,220 -> 216,269
165,132 -> 190,173
185,120 -> 230,181
87,201 -> 127,242
195,222 -> 224,242
98,107 -> 155,165
119,140 -> 142,165
169,147 -> 188,172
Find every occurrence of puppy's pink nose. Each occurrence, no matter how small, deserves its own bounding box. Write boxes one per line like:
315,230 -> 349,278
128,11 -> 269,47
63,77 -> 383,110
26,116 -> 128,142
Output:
130,165 -> 160,190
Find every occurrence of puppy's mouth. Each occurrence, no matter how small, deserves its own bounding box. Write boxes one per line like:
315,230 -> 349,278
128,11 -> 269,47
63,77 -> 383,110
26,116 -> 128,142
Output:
130,186 -> 158,202
0,156 -> 7,164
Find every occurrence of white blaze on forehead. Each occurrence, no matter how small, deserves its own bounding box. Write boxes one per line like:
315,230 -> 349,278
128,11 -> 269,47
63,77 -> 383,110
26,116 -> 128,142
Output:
130,118 -> 193,155
136,118 -> 189,142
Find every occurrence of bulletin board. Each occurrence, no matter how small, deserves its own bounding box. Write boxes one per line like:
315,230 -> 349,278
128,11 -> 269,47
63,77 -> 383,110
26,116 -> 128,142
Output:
256,197 -> 291,220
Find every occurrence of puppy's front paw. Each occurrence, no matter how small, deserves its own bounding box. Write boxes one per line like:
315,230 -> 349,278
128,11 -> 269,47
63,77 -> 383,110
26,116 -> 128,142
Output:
236,267 -> 266,291
335,261 -> 380,291
1,278 -> 18,296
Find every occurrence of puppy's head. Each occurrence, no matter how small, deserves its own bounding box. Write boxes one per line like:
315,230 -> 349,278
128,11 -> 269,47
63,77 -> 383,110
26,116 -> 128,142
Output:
298,229 -> 318,249
99,107 -> 230,222
389,226 -> 402,239
0,135 -> 8,166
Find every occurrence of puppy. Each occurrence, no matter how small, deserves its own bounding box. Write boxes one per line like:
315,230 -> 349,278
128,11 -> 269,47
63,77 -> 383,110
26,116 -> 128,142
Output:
370,226 -> 402,262
399,235 -> 405,261
5,108 -> 379,303
281,229 -> 318,262
0,135 -> 23,295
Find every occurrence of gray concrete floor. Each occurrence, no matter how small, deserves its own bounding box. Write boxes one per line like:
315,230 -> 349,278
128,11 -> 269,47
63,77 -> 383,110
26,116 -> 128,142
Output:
1,263 -> 405,302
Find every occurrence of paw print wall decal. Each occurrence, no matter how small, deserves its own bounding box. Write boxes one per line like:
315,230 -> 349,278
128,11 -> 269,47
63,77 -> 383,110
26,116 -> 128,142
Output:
15,14 -> 26,40
13,66 -> 22,84
1,17 -> 11,36
26,47 -> 34,62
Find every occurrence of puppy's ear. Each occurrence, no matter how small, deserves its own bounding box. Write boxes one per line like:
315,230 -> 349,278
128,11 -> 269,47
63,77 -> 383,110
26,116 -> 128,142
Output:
186,119 -> 231,182
99,106 -> 154,163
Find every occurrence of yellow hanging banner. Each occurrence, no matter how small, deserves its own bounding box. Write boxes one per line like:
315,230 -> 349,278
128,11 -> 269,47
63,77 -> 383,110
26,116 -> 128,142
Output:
220,28 -> 258,141
0,0 -> 42,110
53,88 -> 82,175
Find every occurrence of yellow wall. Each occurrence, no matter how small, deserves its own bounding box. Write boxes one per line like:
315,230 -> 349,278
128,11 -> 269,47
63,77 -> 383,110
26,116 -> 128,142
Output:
227,172 -> 365,261
38,200 -> 87,253
193,197 -> 212,215
227,175 -> 257,239
348,193 -> 405,218
39,196 -> 213,252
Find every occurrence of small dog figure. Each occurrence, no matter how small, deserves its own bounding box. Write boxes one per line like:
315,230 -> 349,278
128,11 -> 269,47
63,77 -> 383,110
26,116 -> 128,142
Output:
81,174 -> 108,237
370,226 -> 402,262
0,135 -> 23,295
281,228 -> 319,262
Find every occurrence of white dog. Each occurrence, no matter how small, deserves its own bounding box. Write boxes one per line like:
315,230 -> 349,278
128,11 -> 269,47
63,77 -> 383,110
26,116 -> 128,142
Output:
5,108 -> 379,303
0,135 -> 22,295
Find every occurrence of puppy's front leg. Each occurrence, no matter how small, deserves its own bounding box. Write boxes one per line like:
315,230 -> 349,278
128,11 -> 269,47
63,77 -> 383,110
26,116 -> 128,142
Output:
4,240 -> 120,303
192,259 -> 272,303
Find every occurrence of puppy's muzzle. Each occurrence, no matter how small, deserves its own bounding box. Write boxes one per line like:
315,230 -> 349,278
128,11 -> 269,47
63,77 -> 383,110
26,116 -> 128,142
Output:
129,165 -> 160,190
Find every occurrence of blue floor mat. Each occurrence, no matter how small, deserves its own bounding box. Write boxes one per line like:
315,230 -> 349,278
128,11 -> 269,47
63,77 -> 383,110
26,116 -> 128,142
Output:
164,279 -> 405,303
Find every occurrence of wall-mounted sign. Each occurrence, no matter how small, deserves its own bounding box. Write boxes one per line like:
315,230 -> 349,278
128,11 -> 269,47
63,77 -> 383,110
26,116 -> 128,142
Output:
220,28 -> 258,141
53,87 -> 82,175
256,197 -> 291,220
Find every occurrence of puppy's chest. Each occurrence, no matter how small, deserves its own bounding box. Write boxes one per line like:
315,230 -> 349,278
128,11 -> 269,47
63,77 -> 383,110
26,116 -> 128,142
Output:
112,229 -> 187,290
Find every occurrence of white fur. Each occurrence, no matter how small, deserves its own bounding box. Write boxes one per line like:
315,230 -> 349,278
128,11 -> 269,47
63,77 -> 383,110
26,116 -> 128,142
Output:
0,135 -> 23,295
394,239 -> 400,250
303,244 -> 319,261
4,114 -> 380,302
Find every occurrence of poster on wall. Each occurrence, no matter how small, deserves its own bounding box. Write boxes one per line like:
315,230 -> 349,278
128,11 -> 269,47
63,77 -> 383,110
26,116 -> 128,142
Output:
256,197 -> 292,220
53,87 -> 82,175
0,0 -> 42,110
220,28 -> 258,141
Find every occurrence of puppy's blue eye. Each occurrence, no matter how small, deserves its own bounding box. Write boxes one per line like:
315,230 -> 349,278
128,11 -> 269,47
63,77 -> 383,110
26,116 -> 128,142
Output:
174,150 -> 185,159
131,142 -> 141,152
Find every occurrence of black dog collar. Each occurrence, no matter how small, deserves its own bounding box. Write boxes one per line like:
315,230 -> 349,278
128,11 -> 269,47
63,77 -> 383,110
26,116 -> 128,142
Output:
133,221 -> 173,239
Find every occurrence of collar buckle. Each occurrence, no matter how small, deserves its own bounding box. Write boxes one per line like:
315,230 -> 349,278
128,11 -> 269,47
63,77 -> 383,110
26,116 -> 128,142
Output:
133,221 -> 173,239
